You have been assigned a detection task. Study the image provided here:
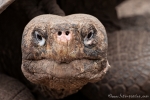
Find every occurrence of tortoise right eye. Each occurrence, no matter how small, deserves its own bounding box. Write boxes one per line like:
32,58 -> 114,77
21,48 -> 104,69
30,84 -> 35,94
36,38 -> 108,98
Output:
34,31 -> 46,46
87,30 -> 94,39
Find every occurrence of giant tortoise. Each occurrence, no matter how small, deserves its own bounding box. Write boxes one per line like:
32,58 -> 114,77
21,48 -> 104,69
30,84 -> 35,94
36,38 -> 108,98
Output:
0,0 -> 150,100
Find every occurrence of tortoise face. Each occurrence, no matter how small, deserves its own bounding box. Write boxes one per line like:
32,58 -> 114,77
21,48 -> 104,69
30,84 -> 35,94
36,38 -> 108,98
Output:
21,14 -> 109,98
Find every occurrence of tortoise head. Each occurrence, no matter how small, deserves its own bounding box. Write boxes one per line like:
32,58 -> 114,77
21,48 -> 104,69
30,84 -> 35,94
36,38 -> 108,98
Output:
21,14 -> 110,99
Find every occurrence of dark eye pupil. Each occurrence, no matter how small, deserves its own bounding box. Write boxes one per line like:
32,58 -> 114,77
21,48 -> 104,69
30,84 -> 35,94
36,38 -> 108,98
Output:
87,31 -> 93,39
37,34 -> 42,41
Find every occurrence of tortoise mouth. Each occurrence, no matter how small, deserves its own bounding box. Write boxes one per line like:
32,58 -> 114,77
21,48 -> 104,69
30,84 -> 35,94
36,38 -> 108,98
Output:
22,58 -> 104,78
21,58 -> 108,85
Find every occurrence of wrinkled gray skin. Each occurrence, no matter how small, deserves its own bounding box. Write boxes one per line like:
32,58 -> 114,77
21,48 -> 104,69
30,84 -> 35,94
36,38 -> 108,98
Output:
0,0 -> 150,100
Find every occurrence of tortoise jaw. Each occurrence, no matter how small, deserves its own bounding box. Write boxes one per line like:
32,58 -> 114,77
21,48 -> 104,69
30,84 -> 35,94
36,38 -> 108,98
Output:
21,58 -> 109,98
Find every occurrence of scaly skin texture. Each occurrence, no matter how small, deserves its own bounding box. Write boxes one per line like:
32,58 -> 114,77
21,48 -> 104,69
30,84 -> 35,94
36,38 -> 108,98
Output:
0,74 -> 35,100
21,14 -> 109,99
98,15 -> 150,100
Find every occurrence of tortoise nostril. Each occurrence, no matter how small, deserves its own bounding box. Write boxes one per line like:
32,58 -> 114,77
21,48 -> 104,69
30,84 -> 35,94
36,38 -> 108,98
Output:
65,31 -> 70,35
58,31 -> 62,36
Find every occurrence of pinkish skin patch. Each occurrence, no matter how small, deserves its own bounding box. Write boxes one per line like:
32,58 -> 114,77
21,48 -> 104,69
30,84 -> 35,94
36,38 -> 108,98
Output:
57,31 -> 72,43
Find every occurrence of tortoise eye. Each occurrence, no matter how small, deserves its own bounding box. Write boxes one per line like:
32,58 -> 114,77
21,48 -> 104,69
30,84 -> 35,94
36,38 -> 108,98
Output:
34,31 -> 46,46
87,30 -> 94,39
83,29 -> 95,48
